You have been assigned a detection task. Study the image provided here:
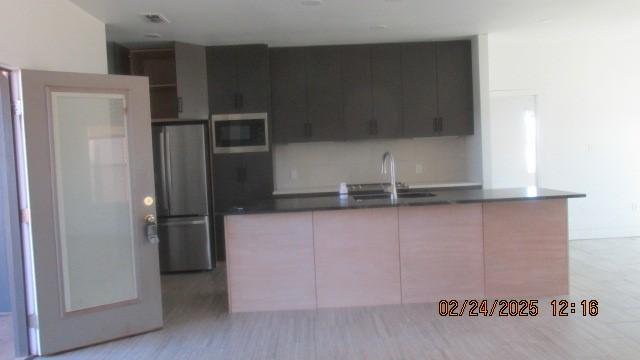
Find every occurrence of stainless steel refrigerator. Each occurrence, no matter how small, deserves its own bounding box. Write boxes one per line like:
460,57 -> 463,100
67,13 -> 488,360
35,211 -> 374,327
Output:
152,122 -> 214,272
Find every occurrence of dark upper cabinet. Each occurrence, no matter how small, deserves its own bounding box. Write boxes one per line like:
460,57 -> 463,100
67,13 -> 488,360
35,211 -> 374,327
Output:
175,42 -> 209,120
371,44 -> 404,138
436,41 -> 474,136
270,47 -> 307,143
402,42 -> 439,137
207,46 -> 237,114
206,44 -> 270,115
269,40 -> 473,143
236,45 -> 271,113
305,46 -> 344,141
341,45 -> 373,139
342,44 -> 403,140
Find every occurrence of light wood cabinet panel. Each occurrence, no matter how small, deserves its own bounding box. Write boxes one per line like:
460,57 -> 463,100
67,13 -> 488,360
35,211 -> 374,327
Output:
313,208 -> 401,308
399,204 -> 484,303
225,212 -> 316,312
483,199 -> 569,298
175,42 -> 209,120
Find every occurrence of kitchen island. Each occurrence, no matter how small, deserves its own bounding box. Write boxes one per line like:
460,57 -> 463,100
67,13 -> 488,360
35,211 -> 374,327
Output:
220,188 -> 585,313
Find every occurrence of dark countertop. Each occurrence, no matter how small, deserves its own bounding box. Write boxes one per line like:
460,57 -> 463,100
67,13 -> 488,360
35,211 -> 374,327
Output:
218,187 -> 586,215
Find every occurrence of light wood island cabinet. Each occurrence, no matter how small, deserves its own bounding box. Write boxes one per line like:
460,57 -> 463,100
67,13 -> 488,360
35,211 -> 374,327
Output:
313,208 -> 401,308
399,204 -> 484,304
224,212 -> 316,312
223,197 -> 571,313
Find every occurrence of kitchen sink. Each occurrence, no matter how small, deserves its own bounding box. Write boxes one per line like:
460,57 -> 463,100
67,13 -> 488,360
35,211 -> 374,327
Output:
352,192 -> 436,201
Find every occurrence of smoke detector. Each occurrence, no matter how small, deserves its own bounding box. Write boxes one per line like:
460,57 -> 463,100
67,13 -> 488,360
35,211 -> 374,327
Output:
140,13 -> 170,24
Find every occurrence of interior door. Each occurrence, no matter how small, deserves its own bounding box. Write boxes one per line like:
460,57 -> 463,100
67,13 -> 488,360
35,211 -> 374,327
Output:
12,70 -> 162,355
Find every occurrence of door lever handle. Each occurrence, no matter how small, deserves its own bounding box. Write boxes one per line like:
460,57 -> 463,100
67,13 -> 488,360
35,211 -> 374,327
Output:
144,214 -> 160,245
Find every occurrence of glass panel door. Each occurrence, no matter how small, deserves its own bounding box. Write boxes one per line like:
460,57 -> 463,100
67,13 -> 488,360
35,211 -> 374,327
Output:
50,92 -> 138,313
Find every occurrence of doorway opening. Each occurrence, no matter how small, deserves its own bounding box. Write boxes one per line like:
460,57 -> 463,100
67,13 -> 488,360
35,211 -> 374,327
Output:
488,92 -> 539,189
0,68 -> 30,359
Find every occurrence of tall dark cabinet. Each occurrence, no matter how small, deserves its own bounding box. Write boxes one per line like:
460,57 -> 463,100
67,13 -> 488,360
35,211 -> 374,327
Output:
206,44 -> 274,261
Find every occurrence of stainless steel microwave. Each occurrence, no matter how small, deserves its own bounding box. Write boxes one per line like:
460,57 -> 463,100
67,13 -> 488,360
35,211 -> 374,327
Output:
211,113 -> 269,154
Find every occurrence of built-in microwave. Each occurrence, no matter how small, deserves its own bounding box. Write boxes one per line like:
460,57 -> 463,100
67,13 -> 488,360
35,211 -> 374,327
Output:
211,113 -> 269,154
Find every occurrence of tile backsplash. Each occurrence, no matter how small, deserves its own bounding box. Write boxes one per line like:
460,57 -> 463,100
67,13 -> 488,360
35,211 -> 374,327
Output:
273,136 -> 478,192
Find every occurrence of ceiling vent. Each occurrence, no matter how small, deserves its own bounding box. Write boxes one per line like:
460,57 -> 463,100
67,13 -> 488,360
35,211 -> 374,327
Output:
140,13 -> 170,24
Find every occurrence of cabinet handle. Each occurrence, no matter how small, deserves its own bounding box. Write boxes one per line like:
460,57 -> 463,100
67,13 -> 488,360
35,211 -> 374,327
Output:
369,120 -> 378,135
177,97 -> 183,113
236,167 -> 247,184
304,123 -> 312,137
234,93 -> 244,110
439,117 -> 444,132
433,117 -> 439,132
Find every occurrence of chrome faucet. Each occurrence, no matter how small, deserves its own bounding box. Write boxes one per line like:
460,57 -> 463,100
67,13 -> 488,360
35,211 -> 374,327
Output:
381,151 -> 398,200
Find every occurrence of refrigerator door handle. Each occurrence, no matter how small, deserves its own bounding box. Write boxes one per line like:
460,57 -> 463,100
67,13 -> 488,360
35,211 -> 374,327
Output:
158,219 -> 207,226
158,128 -> 170,213
164,128 -> 173,213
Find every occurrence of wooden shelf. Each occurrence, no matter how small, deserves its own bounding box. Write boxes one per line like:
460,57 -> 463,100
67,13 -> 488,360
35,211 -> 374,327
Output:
129,48 -> 178,119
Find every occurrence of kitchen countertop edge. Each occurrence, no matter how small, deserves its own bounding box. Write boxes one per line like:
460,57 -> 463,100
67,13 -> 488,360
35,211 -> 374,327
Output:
218,188 -> 586,216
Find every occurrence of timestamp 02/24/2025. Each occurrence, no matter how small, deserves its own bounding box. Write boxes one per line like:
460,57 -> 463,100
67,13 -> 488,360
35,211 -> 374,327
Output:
438,299 -> 599,317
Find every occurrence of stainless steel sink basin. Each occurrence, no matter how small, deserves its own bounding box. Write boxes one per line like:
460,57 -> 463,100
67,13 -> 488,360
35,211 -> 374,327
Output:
352,192 -> 436,201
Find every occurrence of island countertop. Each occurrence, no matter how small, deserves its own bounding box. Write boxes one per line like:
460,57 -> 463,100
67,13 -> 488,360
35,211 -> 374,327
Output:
218,187 -> 585,215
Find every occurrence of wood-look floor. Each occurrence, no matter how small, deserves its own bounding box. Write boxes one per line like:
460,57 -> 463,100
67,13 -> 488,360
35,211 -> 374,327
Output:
44,237 -> 640,359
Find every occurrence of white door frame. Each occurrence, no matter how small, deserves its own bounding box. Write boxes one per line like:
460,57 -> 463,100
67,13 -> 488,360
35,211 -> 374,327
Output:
1,68 -> 30,358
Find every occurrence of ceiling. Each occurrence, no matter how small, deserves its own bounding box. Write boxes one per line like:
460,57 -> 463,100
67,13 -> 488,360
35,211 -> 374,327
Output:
69,0 -> 640,47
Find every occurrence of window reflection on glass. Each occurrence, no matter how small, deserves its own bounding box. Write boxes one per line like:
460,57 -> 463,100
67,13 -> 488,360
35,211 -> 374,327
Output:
51,92 -> 137,313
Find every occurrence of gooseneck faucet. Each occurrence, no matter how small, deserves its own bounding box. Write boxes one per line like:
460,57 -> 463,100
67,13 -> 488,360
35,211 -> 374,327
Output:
381,151 -> 398,200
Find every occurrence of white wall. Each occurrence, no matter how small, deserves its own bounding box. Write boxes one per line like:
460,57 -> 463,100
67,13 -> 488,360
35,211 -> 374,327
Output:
0,0 -> 107,73
488,22 -> 640,239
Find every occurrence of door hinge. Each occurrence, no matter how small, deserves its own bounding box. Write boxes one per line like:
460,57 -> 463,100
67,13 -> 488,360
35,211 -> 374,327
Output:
12,99 -> 23,116
20,208 -> 30,224
27,313 -> 38,329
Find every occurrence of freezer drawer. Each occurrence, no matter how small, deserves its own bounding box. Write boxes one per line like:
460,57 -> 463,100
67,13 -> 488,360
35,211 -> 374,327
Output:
158,216 -> 213,272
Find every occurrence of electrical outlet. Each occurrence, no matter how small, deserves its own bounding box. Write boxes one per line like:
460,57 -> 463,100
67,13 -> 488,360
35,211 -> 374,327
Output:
290,169 -> 298,181
415,164 -> 423,174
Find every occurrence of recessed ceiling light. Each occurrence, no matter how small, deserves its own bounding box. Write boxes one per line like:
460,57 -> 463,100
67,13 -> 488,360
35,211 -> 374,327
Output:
301,0 -> 323,6
539,18 -> 553,24
370,25 -> 389,30
143,33 -> 162,39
